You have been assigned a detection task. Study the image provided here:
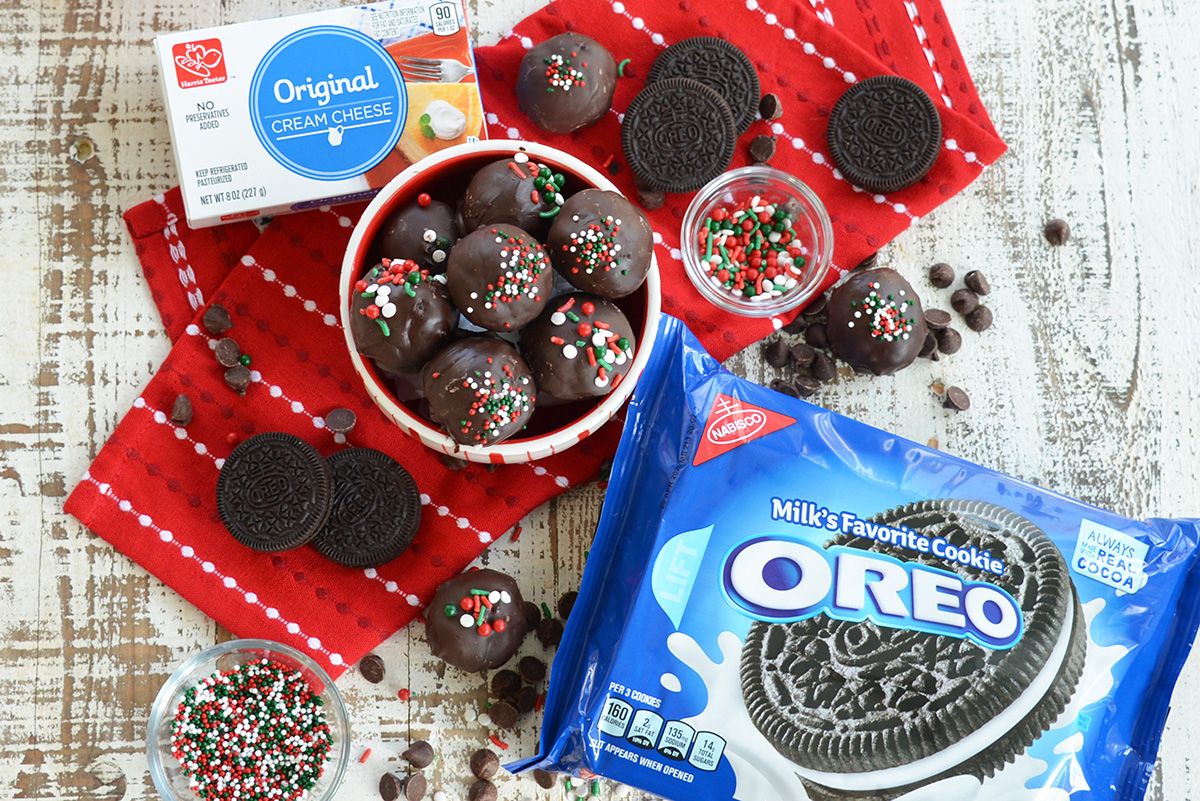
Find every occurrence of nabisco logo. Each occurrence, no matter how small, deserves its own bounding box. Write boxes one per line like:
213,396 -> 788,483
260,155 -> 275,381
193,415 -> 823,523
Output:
693,393 -> 796,466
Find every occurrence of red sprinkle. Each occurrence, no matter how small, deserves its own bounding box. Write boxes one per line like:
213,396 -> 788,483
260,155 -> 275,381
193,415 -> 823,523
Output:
417,193 -> 431,207
510,524 -> 523,542
359,748 -> 372,763
398,688 -> 412,701
494,619 -> 507,633
556,297 -> 576,313
489,735 -> 510,750
581,301 -> 595,315
509,162 -> 526,180
601,153 -> 614,169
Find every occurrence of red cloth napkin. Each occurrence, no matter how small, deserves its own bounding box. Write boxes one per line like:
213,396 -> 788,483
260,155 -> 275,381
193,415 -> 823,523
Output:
65,0 -> 1004,678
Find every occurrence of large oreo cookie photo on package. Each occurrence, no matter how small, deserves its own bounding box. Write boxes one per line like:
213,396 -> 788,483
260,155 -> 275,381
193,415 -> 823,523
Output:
515,316 -> 1200,801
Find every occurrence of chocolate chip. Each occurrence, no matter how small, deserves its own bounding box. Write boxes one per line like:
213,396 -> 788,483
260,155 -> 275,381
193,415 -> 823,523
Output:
490,669 -> 521,701
170,394 -> 193,426
326,407 -> 357,434
749,134 -> 776,163
759,92 -> 783,120
438,452 -> 466,471
923,309 -> 952,329
519,655 -> 547,684
358,653 -> 385,684
764,338 -> 790,368
557,591 -> 577,621
637,187 -> 665,211
929,262 -> 955,288
533,769 -> 556,789
215,337 -> 242,368
965,305 -> 994,332
803,293 -> 828,316
769,378 -> 799,398
789,343 -> 816,369
523,601 -> 542,630
402,772 -> 427,801
468,779 -> 498,801
536,618 -> 564,648
202,304 -> 233,335
943,386 -> 971,411
781,315 -> 809,334
853,252 -> 878,272
379,773 -> 403,801
950,288 -> 979,316
810,352 -> 836,382
804,323 -> 828,350
964,270 -> 991,296
224,365 -> 251,396
470,749 -> 500,781
401,740 -> 435,769
918,332 -> 938,359
792,376 -> 821,397
1044,218 -> 1071,246
516,684 -> 538,713
489,700 -> 520,729
934,327 -> 962,355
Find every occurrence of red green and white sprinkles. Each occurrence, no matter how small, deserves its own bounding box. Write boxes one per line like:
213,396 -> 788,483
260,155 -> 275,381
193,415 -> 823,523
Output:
443,586 -> 514,637
511,152 -> 567,219
846,280 -> 918,341
433,361 -> 534,445
463,229 -> 550,329
170,658 -> 332,801
543,51 -> 586,91
697,197 -> 806,302
356,259 -> 443,337
561,215 -> 625,277
548,297 -> 633,388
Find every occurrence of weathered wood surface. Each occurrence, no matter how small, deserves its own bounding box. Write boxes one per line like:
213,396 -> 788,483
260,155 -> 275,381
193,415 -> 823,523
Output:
1,0 -> 1197,799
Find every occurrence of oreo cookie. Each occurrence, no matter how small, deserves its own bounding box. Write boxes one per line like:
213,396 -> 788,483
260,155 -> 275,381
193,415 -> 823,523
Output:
740,499 -> 1087,798
217,433 -> 333,552
622,77 -> 736,194
826,75 -> 942,193
647,37 -> 760,133
312,448 -> 421,568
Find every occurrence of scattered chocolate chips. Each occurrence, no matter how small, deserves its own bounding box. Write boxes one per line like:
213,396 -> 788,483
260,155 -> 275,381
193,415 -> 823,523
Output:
935,327 -> 963,355
470,748 -> 501,781
379,772 -> 403,801
929,262 -> 955,288
966,305 -> 994,332
358,653 -> 386,684
759,92 -> 783,120
637,187 -> 665,211
170,394 -> 193,426
923,309 -> 952,329
789,343 -> 816,369
853,252 -> 879,272
202,303 -> 233,335
749,134 -> 777,163
401,772 -> 427,801
533,769 -> 556,789
803,293 -> 828,316
326,407 -> 357,434
401,740 -> 435,769
769,378 -> 799,398
793,376 -> 821,397
468,779 -> 498,801
519,655 -> 547,684
943,386 -> 971,411
523,601 -> 542,631
556,591 -> 577,621
516,684 -> 539,713
489,700 -> 520,729
964,270 -> 991,295
781,315 -> 809,334
224,365 -> 252,396
214,337 -> 242,368
918,332 -> 938,359
950,288 -> 979,316
491,669 -> 522,701
810,352 -> 836,383
804,322 -> 828,349
1044,218 -> 1071,246
537,618 -> 564,648
764,338 -> 790,368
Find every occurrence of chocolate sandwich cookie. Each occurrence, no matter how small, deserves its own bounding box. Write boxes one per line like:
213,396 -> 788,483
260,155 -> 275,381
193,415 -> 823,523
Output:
350,259 -> 458,375
311,448 -> 421,568
423,337 -> 537,448
217,433 -> 333,552
520,294 -> 636,402
648,37 -> 760,134
425,568 -> 529,672
446,224 -> 553,332
827,75 -> 942,193
826,268 -> 926,376
546,189 -> 654,298
622,77 -> 736,194
740,499 -> 1087,800
456,156 -> 568,239
517,33 -> 618,134
373,196 -> 459,273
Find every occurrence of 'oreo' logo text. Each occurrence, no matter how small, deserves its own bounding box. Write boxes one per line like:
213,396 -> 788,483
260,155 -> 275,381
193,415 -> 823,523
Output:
722,536 -> 1023,649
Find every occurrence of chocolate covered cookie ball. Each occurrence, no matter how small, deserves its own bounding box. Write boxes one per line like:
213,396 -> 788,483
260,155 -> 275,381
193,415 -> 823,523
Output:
423,338 -> 536,447
516,33 -> 618,135
547,189 -> 654,298
456,155 -> 567,238
350,259 -> 458,374
521,294 -> 636,401
446,223 -> 554,332
826,268 -> 927,376
374,195 -> 459,273
426,569 -> 528,673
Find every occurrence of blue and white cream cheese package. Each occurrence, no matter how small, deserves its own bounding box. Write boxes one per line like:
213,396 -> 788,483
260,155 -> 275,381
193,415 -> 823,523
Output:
516,316 -> 1200,801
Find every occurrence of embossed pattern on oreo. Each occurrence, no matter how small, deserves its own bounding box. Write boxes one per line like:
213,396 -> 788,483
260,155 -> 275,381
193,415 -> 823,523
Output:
621,78 -> 737,194
216,432 -> 332,552
648,37 -> 760,133
313,448 -> 421,568
827,75 -> 942,193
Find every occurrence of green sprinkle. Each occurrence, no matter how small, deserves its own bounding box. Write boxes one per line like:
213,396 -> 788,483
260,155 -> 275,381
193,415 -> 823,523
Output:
576,340 -> 587,348
444,604 -> 458,617
542,601 -> 553,619
616,337 -> 631,351
538,206 -> 561,219
566,311 -> 580,323
238,354 -> 251,366
361,291 -> 376,298
618,58 -> 631,77
404,284 -> 416,297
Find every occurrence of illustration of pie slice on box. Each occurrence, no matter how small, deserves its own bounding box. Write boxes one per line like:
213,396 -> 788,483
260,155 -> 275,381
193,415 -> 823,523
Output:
365,82 -> 485,189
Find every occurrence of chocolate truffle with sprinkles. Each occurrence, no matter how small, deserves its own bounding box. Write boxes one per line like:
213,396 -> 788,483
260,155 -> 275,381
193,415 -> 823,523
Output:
826,268 -> 927,376
425,568 -> 529,672
520,294 -> 636,402
447,223 -> 553,332
457,155 -> 568,239
423,338 -> 537,448
373,194 -> 460,273
546,189 -> 654,298
350,258 -> 458,374
517,33 -> 618,135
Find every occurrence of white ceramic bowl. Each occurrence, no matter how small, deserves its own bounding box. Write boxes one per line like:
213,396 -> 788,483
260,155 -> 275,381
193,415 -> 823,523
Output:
341,141 -> 661,464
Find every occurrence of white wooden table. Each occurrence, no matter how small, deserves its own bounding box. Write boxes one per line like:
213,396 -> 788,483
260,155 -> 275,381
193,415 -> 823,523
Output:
2,0 -> 1197,799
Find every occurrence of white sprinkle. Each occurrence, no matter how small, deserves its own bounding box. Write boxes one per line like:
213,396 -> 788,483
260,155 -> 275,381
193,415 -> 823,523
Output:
514,152 -> 529,163
550,312 -> 566,326
422,228 -> 437,243
459,614 -> 473,628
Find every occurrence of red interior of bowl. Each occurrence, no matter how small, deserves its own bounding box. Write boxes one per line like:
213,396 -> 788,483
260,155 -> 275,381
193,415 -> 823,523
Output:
347,150 -> 651,443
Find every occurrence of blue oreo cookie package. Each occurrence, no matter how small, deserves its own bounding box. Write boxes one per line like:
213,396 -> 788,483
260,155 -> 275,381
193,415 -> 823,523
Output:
513,316 -> 1200,801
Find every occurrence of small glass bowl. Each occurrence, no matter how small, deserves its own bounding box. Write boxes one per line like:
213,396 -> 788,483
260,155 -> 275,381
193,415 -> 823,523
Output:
682,166 -> 834,317
147,639 -> 351,801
